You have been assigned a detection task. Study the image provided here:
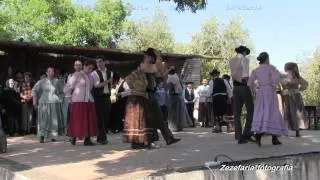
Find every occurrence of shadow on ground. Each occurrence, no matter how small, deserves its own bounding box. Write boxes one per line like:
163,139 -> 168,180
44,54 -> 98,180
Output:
1,128 -> 319,179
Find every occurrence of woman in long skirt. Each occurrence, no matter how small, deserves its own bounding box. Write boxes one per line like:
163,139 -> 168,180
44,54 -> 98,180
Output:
32,67 -> 65,143
64,60 -> 97,146
167,69 -> 186,131
20,72 -> 35,134
196,79 -> 211,127
280,62 -> 308,137
247,52 -> 288,146
0,79 -> 21,136
122,63 -> 156,149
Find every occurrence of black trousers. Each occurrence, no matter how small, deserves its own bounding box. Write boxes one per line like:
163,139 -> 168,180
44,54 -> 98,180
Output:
149,94 -> 173,143
109,97 -> 126,132
186,103 -> 195,126
233,86 -> 254,140
160,105 -> 168,124
94,96 -> 111,142
212,95 -> 227,126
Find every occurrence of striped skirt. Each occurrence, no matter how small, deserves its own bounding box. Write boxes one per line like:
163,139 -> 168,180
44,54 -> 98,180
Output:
123,96 -> 154,144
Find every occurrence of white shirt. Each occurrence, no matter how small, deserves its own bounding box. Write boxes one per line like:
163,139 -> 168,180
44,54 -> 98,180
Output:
120,81 -> 131,98
196,85 -> 211,103
242,56 -> 250,78
229,54 -> 250,82
224,79 -> 233,98
91,68 -> 113,94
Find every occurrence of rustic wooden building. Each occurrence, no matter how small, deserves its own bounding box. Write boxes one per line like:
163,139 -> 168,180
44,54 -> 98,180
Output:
0,41 -> 213,87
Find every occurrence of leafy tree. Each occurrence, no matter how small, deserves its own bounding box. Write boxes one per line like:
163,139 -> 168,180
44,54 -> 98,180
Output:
301,49 -> 320,105
174,42 -> 191,54
0,0 -> 129,47
0,10 -> 13,40
159,0 -> 207,13
222,17 -> 254,63
119,8 -> 175,53
189,17 -> 254,79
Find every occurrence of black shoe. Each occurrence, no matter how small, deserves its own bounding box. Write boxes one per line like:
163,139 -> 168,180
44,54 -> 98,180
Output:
40,136 -> 44,143
212,129 -> 222,133
167,138 -> 181,145
255,134 -> 262,147
70,138 -> 76,145
131,143 -> 147,149
296,130 -> 301,137
84,141 -> 95,146
111,129 -> 119,134
272,136 -> 282,145
84,140 -> 95,146
51,139 -> 56,142
238,139 -> 248,144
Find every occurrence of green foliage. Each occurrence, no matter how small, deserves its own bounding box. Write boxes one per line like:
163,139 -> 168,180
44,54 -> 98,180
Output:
301,49 -> 320,105
0,0 -> 129,47
189,17 -> 254,79
159,0 -> 207,13
0,10 -> 13,40
118,8 -> 175,53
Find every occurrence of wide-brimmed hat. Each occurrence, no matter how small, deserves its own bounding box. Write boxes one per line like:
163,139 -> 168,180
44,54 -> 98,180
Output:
143,48 -> 157,59
210,69 -> 220,76
235,45 -> 250,55
185,81 -> 194,85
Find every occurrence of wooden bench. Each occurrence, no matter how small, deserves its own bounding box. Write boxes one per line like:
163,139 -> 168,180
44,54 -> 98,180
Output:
304,106 -> 320,130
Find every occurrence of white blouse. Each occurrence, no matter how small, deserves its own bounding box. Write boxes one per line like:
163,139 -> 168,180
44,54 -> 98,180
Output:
196,85 -> 211,103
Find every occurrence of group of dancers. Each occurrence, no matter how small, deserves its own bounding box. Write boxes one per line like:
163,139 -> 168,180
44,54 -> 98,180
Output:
229,46 -> 308,146
1,45 -> 309,149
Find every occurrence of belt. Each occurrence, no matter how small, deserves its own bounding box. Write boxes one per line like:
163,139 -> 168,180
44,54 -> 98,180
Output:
213,93 -> 227,96
282,89 -> 300,96
233,80 -> 247,86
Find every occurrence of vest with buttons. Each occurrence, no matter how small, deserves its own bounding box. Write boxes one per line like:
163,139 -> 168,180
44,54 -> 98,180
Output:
92,69 -> 112,97
185,89 -> 195,101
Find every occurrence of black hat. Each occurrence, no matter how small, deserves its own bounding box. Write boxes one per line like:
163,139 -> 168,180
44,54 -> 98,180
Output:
185,81 -> 194,85
235,45 -> 250,55
222,74 -> 230,79
210,69 -> 220,76
143,48 -> 157,59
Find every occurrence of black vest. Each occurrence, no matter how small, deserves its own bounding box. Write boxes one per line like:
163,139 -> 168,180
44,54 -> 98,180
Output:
185,89 -> 195,101
212,78 -> 227,95
92,69 -> 111,97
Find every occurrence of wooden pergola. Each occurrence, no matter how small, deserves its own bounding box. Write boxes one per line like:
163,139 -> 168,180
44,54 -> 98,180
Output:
0,41 -> 221,86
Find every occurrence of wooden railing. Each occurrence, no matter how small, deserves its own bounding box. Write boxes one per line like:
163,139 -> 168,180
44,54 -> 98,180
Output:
219,105 -> 320,132
305,106 -> 320,130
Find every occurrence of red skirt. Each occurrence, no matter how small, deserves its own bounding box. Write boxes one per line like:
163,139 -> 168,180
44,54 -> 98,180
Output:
68,102 -> 98,138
